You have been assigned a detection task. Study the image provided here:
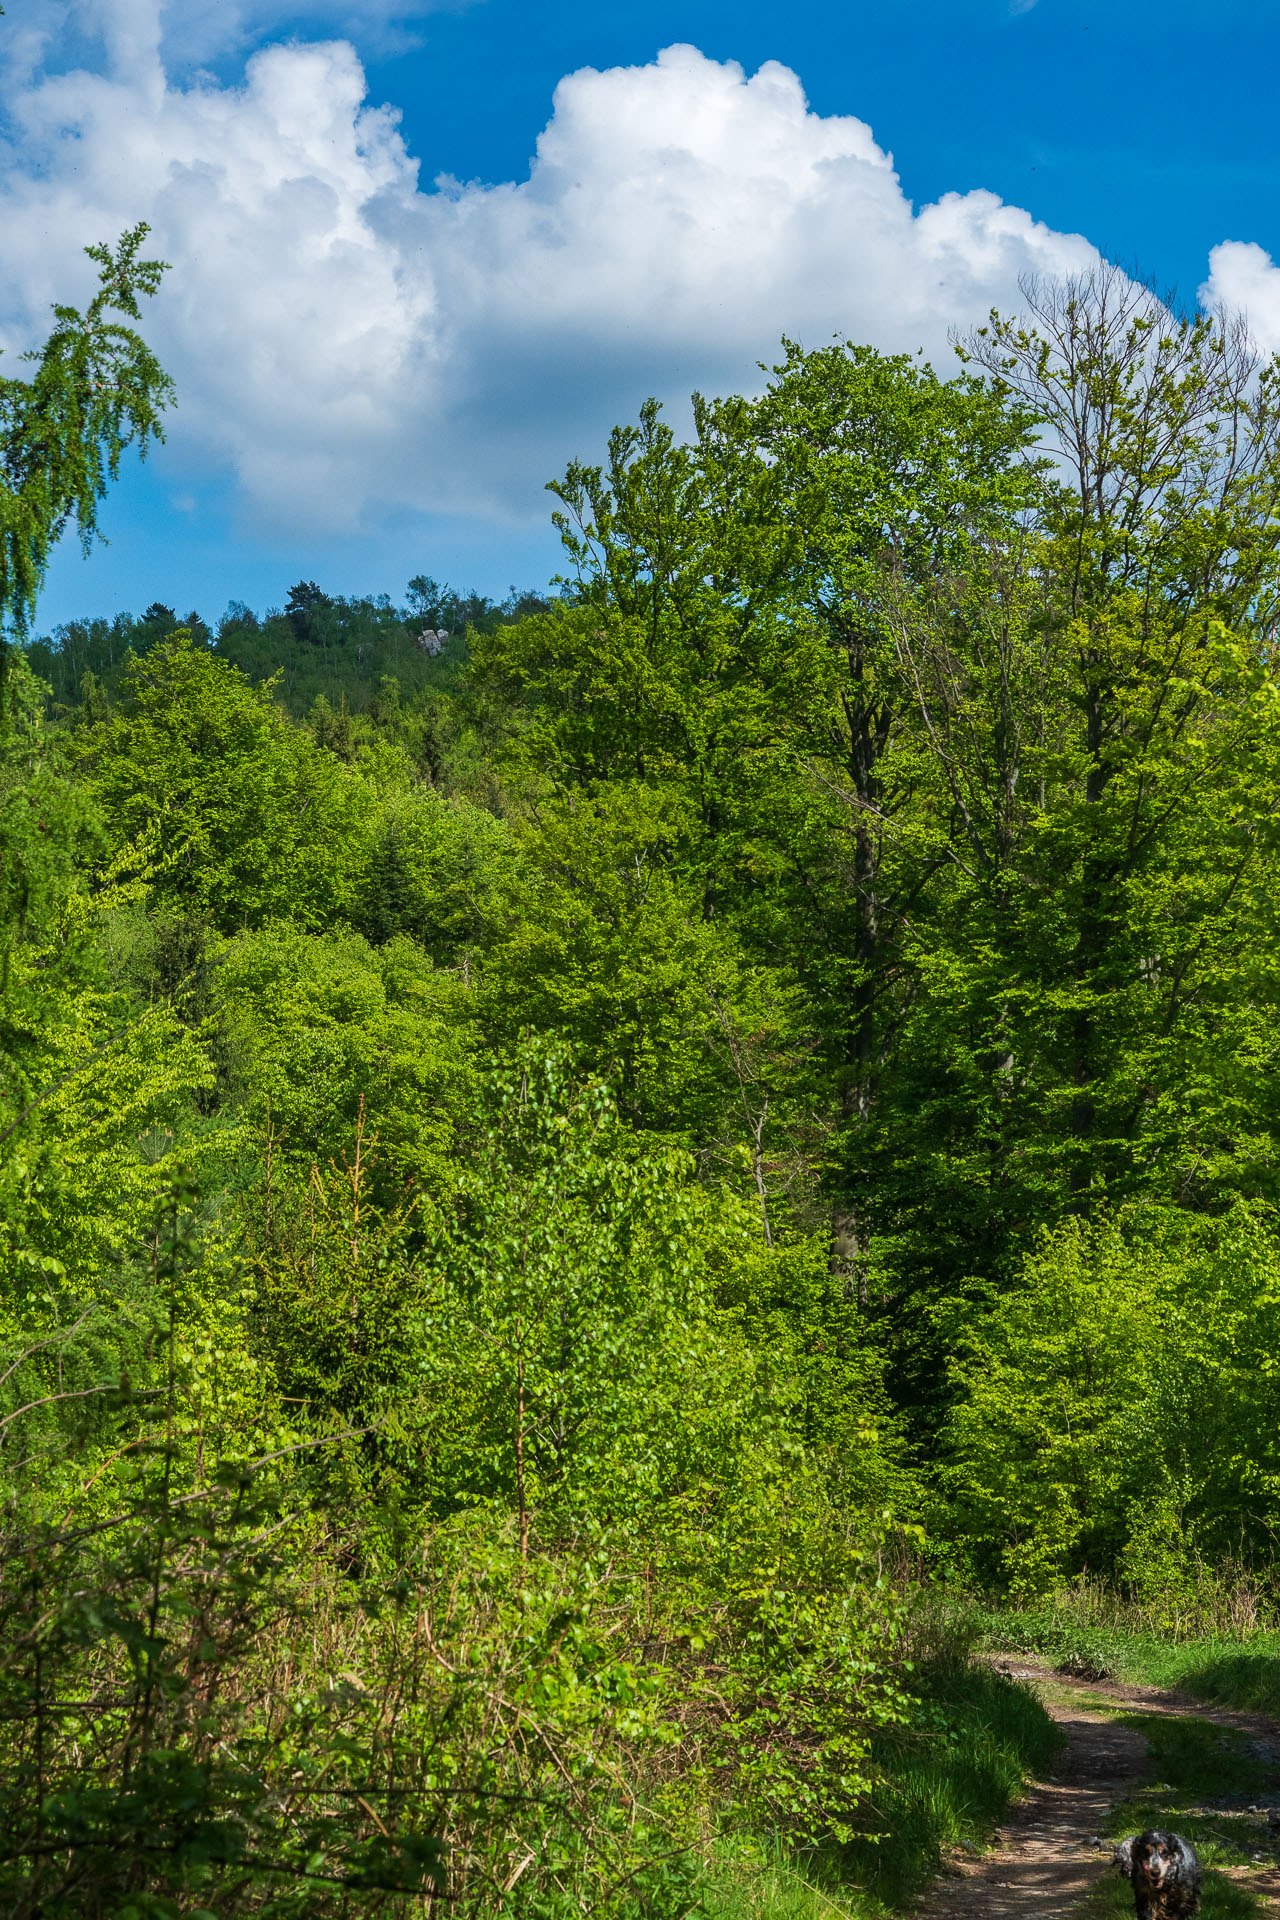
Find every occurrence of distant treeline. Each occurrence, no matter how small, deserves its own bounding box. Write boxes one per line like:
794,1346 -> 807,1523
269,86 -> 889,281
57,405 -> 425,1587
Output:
26,573 -> 552,717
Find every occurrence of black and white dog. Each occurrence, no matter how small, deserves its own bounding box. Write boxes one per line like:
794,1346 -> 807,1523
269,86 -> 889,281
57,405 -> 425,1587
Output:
1114,1831 -> 1203,1919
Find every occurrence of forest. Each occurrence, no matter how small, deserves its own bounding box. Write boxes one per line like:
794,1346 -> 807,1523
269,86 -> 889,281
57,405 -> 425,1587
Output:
7,230 -> 1280,1920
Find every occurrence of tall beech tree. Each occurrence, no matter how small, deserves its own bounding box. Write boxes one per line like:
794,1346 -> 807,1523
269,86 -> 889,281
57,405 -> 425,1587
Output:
958,270 -> 1280,1209
710,342 -> 1039,1295
479,345 -> 1040,1294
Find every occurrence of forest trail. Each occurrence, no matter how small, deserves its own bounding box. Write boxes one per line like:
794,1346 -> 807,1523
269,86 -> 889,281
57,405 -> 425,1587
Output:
912,1661 -> 1280,1918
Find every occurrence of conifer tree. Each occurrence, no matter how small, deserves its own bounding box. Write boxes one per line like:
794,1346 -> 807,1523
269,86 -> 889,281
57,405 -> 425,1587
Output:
0,226 -> 173,656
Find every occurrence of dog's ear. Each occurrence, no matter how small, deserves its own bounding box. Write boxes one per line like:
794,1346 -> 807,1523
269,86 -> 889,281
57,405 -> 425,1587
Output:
1113,1837 -> 1135,1875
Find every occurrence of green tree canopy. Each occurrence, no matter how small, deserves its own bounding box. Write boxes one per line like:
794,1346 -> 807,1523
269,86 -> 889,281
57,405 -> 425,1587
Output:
79,634 -> 371,931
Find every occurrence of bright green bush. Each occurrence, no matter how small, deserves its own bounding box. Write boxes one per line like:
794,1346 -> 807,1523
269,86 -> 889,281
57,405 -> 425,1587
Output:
939,1207 -> 1280,1595
79,634 -> 372,932
215,920 -> 473,1184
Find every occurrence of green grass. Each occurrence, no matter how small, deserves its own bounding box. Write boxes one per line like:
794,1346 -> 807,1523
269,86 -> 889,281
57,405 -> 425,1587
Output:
1169,1649 -> 1280,1717
705,1836 -> 878,1920
844,1654 -> 1062,1907
976,1602 -> 1280,1716
1124,1712 -> 1273,1799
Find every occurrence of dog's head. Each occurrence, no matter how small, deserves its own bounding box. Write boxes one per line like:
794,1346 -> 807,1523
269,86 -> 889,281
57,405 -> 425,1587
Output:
1129,1831 -> 1182,1891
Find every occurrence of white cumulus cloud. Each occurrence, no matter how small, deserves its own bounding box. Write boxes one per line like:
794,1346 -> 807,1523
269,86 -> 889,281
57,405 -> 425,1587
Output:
1203,241 -> 1280,357
0,10 -> 1102,536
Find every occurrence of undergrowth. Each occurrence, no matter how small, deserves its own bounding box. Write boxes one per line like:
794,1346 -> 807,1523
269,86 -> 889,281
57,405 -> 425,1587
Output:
704,1616 -> 1060,1918
844,1651 -> 1060,1908
978,1611 -> 1280,1715
971,1576 -> 1280,1717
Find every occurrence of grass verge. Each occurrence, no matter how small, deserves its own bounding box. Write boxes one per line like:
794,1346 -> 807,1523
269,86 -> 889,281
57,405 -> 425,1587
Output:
975,1602 -> 1280,1717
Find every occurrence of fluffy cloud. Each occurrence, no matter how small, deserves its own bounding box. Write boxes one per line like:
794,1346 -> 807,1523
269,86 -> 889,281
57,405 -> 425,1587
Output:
0,11 -> 1101,535
1203,241 -> 1280,357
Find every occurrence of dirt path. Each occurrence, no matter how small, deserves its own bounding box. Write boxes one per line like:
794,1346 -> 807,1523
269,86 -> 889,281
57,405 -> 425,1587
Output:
911,1660 -> 1280,1919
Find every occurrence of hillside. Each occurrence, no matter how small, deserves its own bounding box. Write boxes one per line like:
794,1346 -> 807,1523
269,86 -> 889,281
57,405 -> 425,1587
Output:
7,276 -> 1280,1918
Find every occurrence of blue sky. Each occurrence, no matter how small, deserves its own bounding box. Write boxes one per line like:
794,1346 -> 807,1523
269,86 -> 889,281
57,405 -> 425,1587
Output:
377,0 -> 1277,305
7,0 -> 1279,630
